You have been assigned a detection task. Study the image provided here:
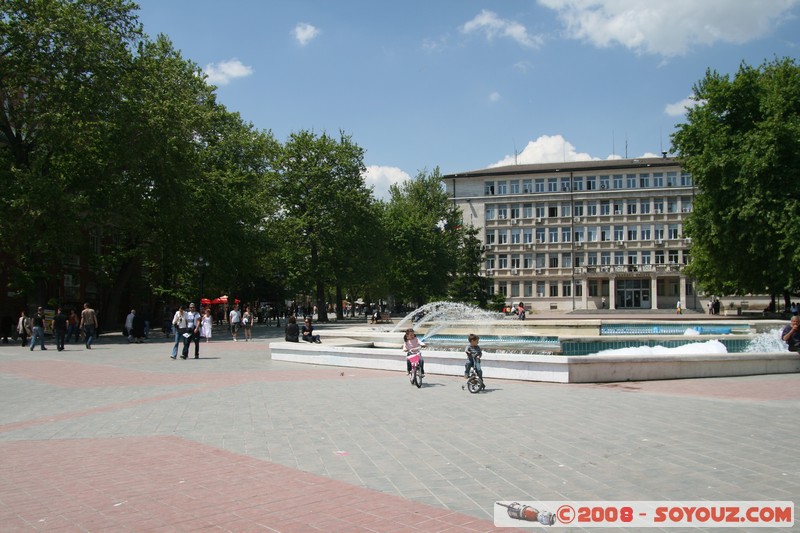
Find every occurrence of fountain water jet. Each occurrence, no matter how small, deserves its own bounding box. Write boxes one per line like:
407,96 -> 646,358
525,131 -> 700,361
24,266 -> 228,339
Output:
270,302 -> 800,383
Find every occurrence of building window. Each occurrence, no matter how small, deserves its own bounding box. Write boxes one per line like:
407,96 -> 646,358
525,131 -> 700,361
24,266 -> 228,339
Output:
601,226 -> 610,241
523,179 -> 533,193
536,254 -> 545,268
574,202 -> 584,216
681,172 -> 693,186
587,202 -> 597,216
586,176 -> 596,190
641,226 -> 651,240
549,256 -> 559,268
639,173 -> 650,188
627,202 -> 637,215
574,253 -> 584,267
510,180 -> 519,194
572,177 -> 583,191
548,206 -> 558,218
627,227 -> 638,241
561,204 -> 571,217
535,204 -> 545,218
548,178 -> 558,192
626,174 -> 637,188
511,282 -> 520,298
523,228 -> 533,244
655,250 -> 665,264
537,281 -> 545,297
614,251 -> 624,265
667,198 -> 678,213
576,282 -> 583,297
499,281 -> 508,296
668,250 -> 679,263
523,254 -> 534,268
641,251 -> 651,264
654,199 -> 664,213
486,206 -> 496,220
497,205 -> 508,219
524,281 -> 534,297
486,256 -> 495,269
653,173 -> 664,187
561,228 -> 571,242
600,201 -> 610,215
668,224 -> 679,239
574,227 -> 584,242
485,230 -> 495,244
523,203 -> 533,218
613,174 -> 623,189
667,172 -> 678,186
550,283 -> 559,297
485,181 -> 495,195
654,225 -> 664,240
588,280 -> 599,297
600,175 -> 610,190
535,179 -> 545,192
498,230 -> 509,244
587,252 -> 598,266
549,228 -> 558,242
562,281 -> 571,297
587,227 -> 597,242
613,202 -> 622,215
614,226 -> 624,241
498,254 -> 508,269
497,181 -> 508,194
511,228 -> 521,244
601,251 -> 611,265
536,228 -> 545,243
510,204 -> 520,219
640,200 -> 650,214
562,253 -> 571,268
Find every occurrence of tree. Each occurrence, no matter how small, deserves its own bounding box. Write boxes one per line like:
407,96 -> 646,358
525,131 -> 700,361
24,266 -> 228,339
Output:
273,130 -> 374,321
0,0 -> 143,302
671,57 -> 800,307
447,225 -> 489,307
383,168 -> 462,305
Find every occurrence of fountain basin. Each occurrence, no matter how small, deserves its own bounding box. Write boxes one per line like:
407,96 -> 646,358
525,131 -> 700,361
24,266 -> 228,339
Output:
268,340 -> 800,383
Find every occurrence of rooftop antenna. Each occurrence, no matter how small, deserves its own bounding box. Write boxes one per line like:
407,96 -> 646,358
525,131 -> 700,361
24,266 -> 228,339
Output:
513,139 -> 518,165
625,133 -> 628,159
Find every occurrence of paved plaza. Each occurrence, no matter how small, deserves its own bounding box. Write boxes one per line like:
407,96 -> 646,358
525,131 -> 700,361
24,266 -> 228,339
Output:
0,318 -> 798,532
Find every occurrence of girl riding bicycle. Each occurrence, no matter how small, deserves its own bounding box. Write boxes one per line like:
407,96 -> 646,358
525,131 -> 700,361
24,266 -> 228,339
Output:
402,328 -> 425,377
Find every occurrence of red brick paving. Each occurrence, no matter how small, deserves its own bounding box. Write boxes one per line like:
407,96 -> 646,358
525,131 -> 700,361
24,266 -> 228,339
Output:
590,374 -> 800,400
0,436 -> 509,532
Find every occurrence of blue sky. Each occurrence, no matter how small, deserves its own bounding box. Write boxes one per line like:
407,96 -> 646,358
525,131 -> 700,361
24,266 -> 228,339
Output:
133,0 -> 800,199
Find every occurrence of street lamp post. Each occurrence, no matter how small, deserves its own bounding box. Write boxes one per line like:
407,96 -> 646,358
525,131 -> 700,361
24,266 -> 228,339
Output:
193,256 -> 210,307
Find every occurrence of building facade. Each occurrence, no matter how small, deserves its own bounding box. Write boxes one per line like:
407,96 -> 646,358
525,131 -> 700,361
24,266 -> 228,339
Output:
443,157 -> 701,312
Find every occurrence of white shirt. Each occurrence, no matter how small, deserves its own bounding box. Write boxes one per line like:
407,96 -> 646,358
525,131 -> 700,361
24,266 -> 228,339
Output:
229,309 -> 241,324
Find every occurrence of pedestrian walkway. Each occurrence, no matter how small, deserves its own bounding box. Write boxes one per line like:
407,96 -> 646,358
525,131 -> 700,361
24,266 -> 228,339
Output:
0,322 -> 798,531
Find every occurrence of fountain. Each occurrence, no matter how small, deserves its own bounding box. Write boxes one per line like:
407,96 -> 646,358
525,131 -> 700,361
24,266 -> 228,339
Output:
269,302 -> 800,383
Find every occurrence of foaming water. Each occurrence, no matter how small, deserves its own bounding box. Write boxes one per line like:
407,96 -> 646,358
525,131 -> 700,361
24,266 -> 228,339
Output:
592,329 -> 788,356
390,302 -> 500,334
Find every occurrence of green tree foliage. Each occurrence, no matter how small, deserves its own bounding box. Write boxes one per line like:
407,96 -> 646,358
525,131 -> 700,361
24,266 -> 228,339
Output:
0,0 -> 143,295
272,130 -> 376,321
447,225 -> 489,307
0,0 -> 281,323
383,168 -> 462,305
672,57 -> 800,303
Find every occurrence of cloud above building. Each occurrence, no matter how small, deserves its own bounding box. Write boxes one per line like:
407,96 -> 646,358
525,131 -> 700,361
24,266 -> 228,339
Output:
539,0 -> 800,57
293,22 -> 320,46
461,9 -> 544,49
363,165 -> 412,201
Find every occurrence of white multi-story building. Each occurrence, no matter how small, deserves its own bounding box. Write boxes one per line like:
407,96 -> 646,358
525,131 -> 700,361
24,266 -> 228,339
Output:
443,157 -> 700,312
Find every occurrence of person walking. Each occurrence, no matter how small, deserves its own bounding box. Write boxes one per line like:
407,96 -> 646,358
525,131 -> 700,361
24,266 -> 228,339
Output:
201,308 -> 213,342
242,305 -> 253,341
124,309 -> 135,342
80,302 -> 98,349
229,303 -> 242,342
67,309 -> 79,343
29,307 -> 47,351
182,303 -> 201,359
16,310 -> 31,347
170,306 -> 186,359
53,307 -> 68,351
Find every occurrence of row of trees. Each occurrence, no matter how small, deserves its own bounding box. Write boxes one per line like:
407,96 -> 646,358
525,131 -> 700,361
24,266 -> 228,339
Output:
672,57 -> 800,309
0,0 -> 488,325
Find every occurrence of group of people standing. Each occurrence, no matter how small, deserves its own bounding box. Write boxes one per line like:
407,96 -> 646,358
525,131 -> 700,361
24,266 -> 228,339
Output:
16,303 -> 98,351
169,302 -> 257,359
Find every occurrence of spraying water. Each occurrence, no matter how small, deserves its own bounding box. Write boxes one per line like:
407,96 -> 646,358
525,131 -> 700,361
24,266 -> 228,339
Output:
390,302 -> 501,335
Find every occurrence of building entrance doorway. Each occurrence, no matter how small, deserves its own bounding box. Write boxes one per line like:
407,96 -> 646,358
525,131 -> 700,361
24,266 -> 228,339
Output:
616,279 -> 651,309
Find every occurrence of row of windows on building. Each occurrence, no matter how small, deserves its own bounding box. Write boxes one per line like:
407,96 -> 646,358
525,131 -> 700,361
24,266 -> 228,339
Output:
486,224 -> 686,245
489,278 -> 691,299
485,197 -> 693,220
484,172 -> 693,195
486,249 -> 689,270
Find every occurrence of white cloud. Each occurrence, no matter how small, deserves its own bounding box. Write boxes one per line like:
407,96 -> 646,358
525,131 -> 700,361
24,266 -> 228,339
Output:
203,59 -> 253,86
293,23 -> 320,46
539,0 -> 800,57
489,134 -> 597,167
364,165 -> 411,200
461,9 -> 544,48
489,91 -> 501,102
664,95 -> 698,117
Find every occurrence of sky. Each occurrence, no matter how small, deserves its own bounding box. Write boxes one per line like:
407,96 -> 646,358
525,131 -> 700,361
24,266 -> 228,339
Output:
133,0 -> 800,199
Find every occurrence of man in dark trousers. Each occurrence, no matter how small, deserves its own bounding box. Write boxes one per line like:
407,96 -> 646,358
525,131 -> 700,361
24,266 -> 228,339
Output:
53,308 -> 68,351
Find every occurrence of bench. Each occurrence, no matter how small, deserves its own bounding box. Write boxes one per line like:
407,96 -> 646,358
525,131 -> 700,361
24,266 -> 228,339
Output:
369,312 -> 392,324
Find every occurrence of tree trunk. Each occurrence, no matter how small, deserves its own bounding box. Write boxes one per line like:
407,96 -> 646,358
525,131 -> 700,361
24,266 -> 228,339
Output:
335,285 -> 344,320
315,280 -> 328,322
